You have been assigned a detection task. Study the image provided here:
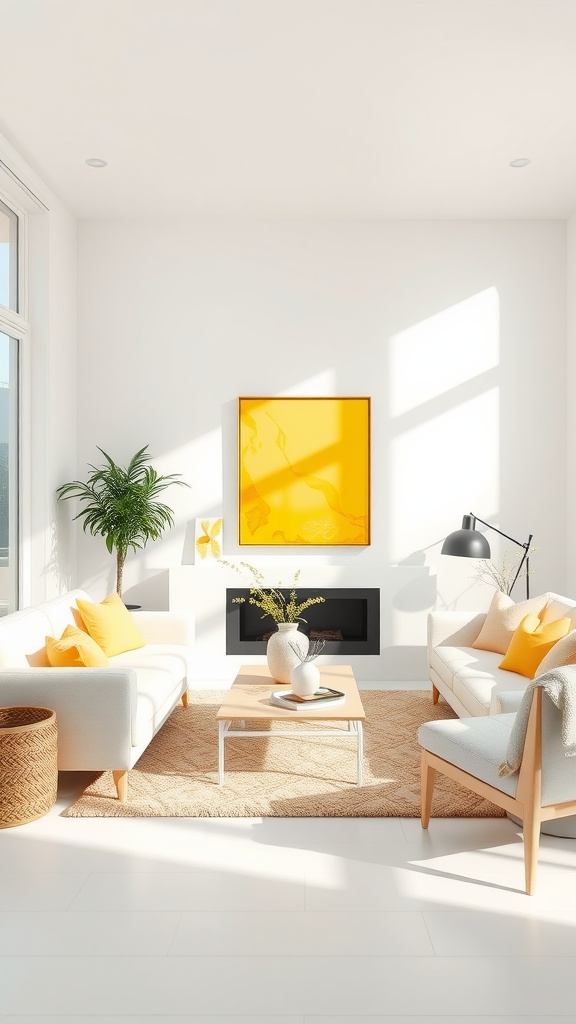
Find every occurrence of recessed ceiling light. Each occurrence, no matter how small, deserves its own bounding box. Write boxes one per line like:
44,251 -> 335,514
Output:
85,158 -> 108,168
509,158 -> 531,168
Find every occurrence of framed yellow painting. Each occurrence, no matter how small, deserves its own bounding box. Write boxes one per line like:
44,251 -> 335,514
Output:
238,397 -> 370,546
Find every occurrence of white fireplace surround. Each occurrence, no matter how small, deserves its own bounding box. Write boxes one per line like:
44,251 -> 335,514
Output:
131,563 -> 436,682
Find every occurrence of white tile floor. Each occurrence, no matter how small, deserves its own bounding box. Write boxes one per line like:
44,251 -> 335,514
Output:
2,683 -> 576,1022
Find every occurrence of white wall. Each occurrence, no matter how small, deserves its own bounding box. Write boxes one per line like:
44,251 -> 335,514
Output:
76,219 -> 566,678
0,131 -> 78,604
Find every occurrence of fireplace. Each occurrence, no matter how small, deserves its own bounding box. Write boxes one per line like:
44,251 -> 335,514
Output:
226,587 -> 380,655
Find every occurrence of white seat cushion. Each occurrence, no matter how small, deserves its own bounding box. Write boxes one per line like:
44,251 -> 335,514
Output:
110,644 -> 192,684
110,645 -> 190,747
127,667 -> 183,748
444,648 -> 528,716
418,713 -> 518,797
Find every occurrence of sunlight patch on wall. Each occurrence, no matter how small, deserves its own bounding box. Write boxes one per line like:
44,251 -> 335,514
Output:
389,287 -> 500,418
389,388 -> 499,563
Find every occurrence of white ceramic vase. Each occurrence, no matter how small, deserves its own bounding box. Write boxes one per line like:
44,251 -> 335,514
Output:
291,660 -> 321,697
266,623 -> 309,684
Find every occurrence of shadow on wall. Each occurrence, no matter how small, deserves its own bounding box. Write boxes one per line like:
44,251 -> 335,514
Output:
393,551 -> 436,612
122,572 -> 170,611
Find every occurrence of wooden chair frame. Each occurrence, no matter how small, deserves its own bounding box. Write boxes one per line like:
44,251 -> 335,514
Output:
421,689 -> 576,894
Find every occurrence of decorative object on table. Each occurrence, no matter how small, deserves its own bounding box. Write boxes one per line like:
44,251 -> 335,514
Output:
222,561 -> 325,683
441,513 -> 534,599
56,445 -> 189,596
270,686 -> 345,710
289,638 -> 326,697
0,706 -> 58,828
266,623 -> 309,684
238,396 -> 370,546
194,517 -> 222,562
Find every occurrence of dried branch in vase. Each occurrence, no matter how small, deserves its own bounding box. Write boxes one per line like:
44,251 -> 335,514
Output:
471,545 -> 538,595
289,639 -> 326,663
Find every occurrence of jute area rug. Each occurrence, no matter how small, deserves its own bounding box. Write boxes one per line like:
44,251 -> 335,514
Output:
63,689 -> 505,818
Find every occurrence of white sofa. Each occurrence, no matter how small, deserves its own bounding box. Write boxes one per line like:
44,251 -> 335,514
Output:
0,589 -> 194,801
427,591 -> 576,718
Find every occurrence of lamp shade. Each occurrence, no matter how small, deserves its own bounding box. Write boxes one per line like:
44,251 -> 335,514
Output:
441,515 -> 491,559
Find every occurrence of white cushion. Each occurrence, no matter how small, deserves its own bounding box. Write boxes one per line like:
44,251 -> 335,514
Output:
110,645 -> 190,748
39,589 -> 92,638
110,644 -> 192,685
418,713 -> 518,797
126,666 -> 184,747
429,645 -> 474,689
0,608 -> 52,665
451,649 -> 528,716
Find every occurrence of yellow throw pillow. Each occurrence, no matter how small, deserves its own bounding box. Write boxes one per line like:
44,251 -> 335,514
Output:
498,614 -> 571,679
46,624 -> 109,668
75,592 -> 145,657
537,628 -> 576,676
471,590 -> 550,655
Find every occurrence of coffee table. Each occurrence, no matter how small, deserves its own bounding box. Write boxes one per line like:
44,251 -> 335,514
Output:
216,664 -> 366,786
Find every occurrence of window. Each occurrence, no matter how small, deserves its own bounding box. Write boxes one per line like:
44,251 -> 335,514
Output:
0,332 -> 18,614
0,198 -> 18,312
0,194 -> 22,615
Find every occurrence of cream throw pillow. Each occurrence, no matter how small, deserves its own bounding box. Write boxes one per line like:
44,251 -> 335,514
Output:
471,590 -> 549,656
537,628 -> 576,676
540,598 -> 576,629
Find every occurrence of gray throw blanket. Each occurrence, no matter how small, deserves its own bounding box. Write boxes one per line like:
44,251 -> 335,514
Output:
498,668 -> 576,777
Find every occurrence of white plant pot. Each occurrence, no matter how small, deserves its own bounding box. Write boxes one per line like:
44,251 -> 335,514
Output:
291,660 -> 321,697
266,623 -> 309,684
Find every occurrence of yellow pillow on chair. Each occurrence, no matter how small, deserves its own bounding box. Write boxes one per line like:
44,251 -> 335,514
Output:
75,592 -> 145,657
498,614 -> 571,679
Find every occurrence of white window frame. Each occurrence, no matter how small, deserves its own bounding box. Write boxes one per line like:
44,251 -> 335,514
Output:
0,186 -> 30,610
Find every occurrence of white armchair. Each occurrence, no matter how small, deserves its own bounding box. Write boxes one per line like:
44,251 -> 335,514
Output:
418,677 -> 576,894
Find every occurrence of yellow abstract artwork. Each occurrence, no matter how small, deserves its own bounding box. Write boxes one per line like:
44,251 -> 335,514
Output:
195,518 -> 223,561
239,397 -> 370,546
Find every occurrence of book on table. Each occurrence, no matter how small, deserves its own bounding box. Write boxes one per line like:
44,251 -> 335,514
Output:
270,687 -> 345,710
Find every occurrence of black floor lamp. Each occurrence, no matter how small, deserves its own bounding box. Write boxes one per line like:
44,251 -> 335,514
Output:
441,513 -> 533,599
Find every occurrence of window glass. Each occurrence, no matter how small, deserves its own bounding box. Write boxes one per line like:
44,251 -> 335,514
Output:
0,332 -> 18,615
0,199 -> 18,312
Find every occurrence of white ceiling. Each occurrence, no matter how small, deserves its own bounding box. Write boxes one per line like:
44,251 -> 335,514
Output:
2,0 -> 576,220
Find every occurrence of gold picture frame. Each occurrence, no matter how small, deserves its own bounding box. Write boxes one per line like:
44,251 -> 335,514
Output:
238,396 -> 370,546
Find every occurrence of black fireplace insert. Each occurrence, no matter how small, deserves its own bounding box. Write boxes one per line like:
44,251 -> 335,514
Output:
226,587 -> 380,655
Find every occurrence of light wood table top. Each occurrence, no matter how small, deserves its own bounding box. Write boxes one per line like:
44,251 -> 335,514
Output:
216,664 -> 366,722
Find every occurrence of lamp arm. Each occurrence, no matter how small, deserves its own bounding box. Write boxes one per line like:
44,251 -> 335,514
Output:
508,534 -> 534,599
469,513 -> 527,550
469,515 -> 533,598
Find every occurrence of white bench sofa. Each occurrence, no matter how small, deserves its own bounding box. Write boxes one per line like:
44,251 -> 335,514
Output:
427,591 -> 576,718
0,589 -> 194,801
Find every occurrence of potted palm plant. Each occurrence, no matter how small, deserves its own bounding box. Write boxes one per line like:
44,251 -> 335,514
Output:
57,445 -> 189,597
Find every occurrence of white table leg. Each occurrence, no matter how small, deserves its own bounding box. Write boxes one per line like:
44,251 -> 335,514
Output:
218,720 -> 226,785
356,720 -> 363,785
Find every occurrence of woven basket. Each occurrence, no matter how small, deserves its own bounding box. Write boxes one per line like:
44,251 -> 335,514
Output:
0,706 -> 58,827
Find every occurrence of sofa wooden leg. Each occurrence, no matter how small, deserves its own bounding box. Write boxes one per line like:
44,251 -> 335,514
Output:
113,770 -> 128,802
181,690 -> 189,708
421,753 -> 436,829
432,684 -> 440,705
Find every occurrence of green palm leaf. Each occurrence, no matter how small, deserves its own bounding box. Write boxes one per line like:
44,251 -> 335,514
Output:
56,445 -> 189,596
